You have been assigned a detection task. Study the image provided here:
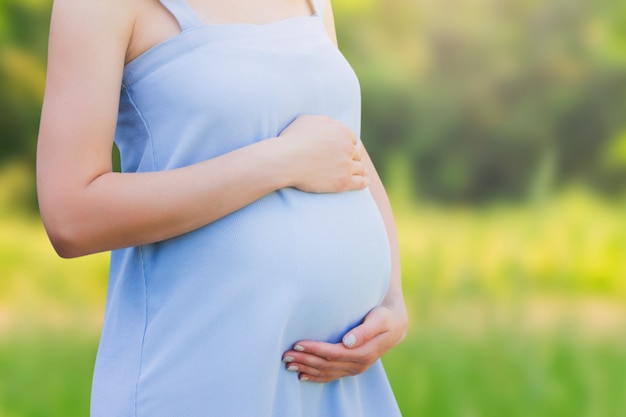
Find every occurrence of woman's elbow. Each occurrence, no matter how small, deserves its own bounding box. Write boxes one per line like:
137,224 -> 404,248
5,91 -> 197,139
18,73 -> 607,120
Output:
39,200 -> 94,258
41,217 -> 90,258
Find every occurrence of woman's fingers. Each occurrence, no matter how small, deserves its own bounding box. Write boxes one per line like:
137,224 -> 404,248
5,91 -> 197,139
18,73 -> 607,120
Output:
282,340 -> 381,383
283,354 -> 356,379
278,115 -> 368,193
341,307 -> 391,350
282,344 -> 371,383
281,306 -> 408,383
351,160 -> 366,176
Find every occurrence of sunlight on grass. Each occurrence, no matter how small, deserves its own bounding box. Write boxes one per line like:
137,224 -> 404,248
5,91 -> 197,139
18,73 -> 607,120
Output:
395,188 -> 626,303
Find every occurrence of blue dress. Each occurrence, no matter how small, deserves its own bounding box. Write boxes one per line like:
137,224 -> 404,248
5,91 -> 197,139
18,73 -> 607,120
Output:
91,0 -> 401,415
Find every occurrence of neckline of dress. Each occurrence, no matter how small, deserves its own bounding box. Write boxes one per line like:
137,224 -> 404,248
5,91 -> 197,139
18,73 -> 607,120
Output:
197,13 -> 318,29
124,14 -> 323,77
172,0 -> 320,29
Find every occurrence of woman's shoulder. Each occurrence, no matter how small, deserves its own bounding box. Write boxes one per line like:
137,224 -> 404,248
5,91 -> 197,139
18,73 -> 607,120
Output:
50,0 -> 138,28
49,0 -> 137,55
49,0 -> 179,65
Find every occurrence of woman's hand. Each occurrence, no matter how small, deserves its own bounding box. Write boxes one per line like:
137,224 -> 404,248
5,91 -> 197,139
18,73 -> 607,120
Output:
281,304 -> 408,383
278,115 -> 368,193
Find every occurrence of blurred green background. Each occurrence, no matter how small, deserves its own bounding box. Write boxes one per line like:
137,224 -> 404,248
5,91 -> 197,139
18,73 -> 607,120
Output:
2,0 -> 626,415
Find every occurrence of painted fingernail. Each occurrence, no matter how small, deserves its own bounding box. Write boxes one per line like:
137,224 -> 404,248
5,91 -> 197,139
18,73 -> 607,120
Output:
287,366 -> 299,372
283,356 -> 295,363
300,376 -> 310,382
294,345 -> 305,352
343,334 -> 356,348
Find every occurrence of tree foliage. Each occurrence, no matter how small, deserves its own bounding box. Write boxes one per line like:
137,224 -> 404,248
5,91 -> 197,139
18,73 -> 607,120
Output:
336,0 -> 626,202
0,0 -> 50,165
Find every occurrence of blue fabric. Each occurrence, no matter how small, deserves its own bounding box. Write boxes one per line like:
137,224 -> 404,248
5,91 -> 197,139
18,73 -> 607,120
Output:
91,0 -> 401,415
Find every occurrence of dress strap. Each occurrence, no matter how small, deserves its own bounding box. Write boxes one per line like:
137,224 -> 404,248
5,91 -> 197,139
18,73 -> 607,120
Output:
159,0 -> 204,31
311,0 -> 325,17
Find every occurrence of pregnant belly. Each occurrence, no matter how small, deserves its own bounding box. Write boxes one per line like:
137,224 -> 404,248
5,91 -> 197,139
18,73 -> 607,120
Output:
142,187 -> 391,347
276,188 -> 392,341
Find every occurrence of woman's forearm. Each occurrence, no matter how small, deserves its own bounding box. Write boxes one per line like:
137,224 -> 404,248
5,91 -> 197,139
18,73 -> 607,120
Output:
38,137 -> 292,258
38,112 -> 366,258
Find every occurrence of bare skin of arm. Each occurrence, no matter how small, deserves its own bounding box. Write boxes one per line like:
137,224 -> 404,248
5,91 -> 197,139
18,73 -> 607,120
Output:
281,0 -> 408,383
37,0 -> 367,258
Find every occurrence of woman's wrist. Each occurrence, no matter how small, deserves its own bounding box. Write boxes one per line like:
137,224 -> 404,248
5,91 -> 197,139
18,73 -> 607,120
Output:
381,284 -> 408,331
255,136 -> 299,190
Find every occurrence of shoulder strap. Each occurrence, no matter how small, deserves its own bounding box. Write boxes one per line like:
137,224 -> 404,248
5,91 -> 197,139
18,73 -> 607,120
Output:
159,0 -> 204,31
311,0 -> 326,16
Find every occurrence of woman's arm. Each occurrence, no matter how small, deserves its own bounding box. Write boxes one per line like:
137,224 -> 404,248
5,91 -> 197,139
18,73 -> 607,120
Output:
364,150 -> 405,317
37,0 -> 367,258
280,0 -> 407,383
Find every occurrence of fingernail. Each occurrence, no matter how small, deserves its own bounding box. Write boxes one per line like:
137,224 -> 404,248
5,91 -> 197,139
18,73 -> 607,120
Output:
300,376 -> 310,382
343,334 -> 356,348
283,356 -> 295,363
294,345 -> 305,352
287,366 -> 299,372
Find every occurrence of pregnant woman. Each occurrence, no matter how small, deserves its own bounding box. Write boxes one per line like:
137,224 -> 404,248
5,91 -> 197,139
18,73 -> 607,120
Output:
37,0 -> 408,415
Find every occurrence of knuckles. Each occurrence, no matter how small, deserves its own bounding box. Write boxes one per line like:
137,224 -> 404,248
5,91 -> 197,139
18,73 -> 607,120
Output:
346,366 -> 363,376
335,177 -> 353,192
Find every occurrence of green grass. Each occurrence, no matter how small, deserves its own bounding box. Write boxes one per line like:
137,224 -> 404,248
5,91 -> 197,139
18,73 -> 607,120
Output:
384,306 -> 626,417
395,188 -> 626,300
0,332 -> 98,417
2,187 -> 626,416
